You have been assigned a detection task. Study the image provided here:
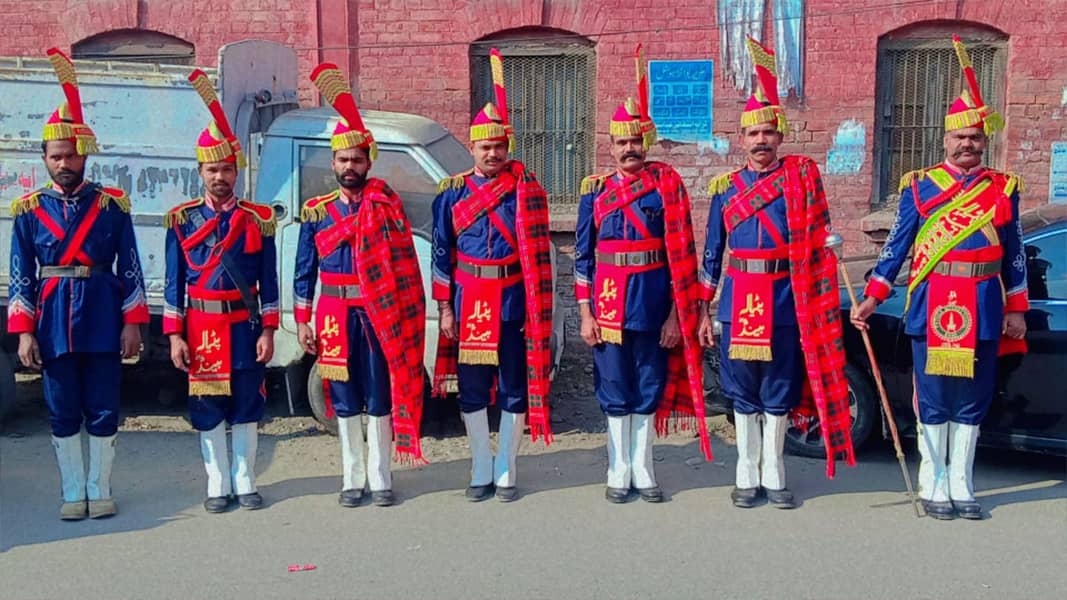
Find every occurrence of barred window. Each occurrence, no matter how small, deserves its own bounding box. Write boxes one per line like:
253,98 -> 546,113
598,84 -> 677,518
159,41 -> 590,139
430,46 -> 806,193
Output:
471,34 -> 596,228
872,34 -> 1007,207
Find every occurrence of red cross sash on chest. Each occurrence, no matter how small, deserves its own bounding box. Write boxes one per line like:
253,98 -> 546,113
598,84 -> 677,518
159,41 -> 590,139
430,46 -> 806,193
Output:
176,206 -> 261,396
592,169 -> 662,345
312,198 -> 364,381
451,171 -> 520,365
721,169 -> 789,361
33,195 -> 104,308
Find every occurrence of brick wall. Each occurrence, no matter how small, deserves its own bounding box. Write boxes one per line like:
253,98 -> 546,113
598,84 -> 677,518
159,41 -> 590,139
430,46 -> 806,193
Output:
5,0 -> 1066,253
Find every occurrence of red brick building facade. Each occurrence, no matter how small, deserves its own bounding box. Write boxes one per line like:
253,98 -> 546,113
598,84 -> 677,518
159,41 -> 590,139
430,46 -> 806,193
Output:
5,0 -> 1066,251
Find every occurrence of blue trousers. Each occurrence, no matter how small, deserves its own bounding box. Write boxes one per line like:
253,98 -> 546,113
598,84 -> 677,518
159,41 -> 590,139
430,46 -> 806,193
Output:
42,352 -> 121,437
912,337 -> 997,425
188,367 -> 266,431
457,320 -> 527,414
593,329 -> 667,416
327,308 -> 392,418
720,324 -> 804,416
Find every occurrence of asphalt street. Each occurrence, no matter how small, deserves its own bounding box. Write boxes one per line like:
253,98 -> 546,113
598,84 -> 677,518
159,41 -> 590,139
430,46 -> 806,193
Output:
1,416 -> 1064,600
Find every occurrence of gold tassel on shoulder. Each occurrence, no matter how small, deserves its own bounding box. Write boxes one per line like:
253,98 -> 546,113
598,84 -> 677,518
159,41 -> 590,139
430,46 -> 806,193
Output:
300,203 -> 328,223
707,171 -> 734,196
580,174 -> 607,196
898,169 -> 926,193
437,172 -> 470,194
9,193 -> 40,217
99,190 -> 131,213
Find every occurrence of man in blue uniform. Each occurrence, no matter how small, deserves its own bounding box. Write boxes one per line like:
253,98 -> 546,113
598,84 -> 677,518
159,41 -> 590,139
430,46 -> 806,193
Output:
698,37 -> 852,509
852,36 -> 1028,520
7,48 -> 148,520
575,45 -> 712,504
431,49 -> 554,502
294,63 -> 426,508
165,71 -> 279,513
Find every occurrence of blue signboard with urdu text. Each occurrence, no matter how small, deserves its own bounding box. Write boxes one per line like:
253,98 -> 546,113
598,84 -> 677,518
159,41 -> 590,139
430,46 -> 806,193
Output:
649,60 -> 715,143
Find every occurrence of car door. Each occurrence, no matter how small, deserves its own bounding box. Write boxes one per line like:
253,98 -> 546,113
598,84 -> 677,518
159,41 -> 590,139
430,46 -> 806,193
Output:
986,225 -> 1067,451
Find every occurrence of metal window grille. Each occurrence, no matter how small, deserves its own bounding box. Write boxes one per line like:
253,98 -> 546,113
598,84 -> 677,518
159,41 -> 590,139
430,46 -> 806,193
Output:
471,41 -> 596,227
872,39 -> 1006,206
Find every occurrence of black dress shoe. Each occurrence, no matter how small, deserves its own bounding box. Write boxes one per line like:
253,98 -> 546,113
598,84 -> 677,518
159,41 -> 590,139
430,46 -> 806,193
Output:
731,486 -> 761,508
339,489 -> 364,508
204,496 -> 230,513
605,487 -> 631,503
921,499 -> 956,520
237,492 -> 264,510
953,499 -> 984,520
496,486 -> 519,503
766,488 -> 797,509
465,483 -> 495,502
371,490 -> 395,507
636,486 -> 664,503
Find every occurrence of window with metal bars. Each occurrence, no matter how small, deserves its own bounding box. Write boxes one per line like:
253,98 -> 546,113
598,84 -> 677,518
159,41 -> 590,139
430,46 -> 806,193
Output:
872,37 -> 1006,207
471,40 -> 596,227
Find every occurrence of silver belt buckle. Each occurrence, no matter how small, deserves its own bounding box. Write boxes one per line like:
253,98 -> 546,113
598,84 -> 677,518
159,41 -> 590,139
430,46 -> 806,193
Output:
749,260 -> 767,274
629,252 -> 646,266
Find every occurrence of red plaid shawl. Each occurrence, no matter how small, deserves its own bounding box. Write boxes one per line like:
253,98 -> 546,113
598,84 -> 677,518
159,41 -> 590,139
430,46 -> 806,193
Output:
593,162 -> 712,460
781,156 -> 855,477
432,161 -> 554,443
353,179 -> 427,463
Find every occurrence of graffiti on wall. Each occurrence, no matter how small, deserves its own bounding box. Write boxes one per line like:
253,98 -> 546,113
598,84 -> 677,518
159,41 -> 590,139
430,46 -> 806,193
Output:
825,119 -> 866,175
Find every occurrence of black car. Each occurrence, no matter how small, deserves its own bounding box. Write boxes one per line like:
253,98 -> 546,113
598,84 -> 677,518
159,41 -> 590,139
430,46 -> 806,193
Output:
704,204 -> 1067,457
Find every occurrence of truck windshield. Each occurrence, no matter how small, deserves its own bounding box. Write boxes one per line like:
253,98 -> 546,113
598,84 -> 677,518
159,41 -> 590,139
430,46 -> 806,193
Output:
298,145 -> 437,234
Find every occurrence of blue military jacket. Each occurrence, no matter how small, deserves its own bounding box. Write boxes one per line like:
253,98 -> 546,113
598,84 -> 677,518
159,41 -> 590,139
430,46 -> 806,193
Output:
431,170 -> 525,321
7,181 -> 148,360
163,197 -> 279,368
574,170 -> 672,331
701,161 -> 798,326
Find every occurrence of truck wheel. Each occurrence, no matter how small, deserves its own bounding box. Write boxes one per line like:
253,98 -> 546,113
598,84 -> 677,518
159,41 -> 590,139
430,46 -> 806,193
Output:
784,363 -> 877,459
0,352 -> 15,425
306,362 -> 339,436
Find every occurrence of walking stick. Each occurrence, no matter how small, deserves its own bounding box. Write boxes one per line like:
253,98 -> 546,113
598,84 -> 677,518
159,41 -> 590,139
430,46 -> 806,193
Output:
826,234 -> 924,518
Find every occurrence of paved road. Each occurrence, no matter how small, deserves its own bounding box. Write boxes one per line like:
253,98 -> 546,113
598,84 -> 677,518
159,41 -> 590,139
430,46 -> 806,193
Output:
1,417 -> 1064,599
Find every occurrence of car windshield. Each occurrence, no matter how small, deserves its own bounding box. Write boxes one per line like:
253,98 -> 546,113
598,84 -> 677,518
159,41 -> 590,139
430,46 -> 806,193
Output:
297,144 -> 438,234
427,135 -> 474,176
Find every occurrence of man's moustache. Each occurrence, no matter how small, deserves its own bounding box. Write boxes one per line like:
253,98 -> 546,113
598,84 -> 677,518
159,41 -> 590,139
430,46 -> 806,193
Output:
622,152 -> 643,160
751,145 -> 773,153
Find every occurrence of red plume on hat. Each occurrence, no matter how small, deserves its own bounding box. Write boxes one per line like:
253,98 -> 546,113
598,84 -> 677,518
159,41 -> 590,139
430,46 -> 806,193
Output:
42,48 -> 99,155
189,69 -> 246,167
310,62 -> 377,160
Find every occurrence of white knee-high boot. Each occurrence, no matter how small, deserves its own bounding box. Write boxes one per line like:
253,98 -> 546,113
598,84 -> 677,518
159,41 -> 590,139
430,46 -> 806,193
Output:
230,422 -> 259,496
606,415 -> 632,490
760,414 -> 788,491
733,412 -> 761,489
199,422 -> 231,499
630,414 -> 657,490
917,422 -> 950,502
367,415 -> 393,492
948,422 -> 980,502
337,415 -> 368,492
462,409 -> 493,487
494,411 -> 525,489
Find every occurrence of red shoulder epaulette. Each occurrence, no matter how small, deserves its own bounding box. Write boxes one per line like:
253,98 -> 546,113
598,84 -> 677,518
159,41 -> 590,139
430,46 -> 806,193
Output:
238,200 -> 277,236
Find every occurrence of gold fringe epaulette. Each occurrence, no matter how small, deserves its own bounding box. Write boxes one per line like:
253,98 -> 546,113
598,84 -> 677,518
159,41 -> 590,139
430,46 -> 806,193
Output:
707,170 -> 738,196
238,200 -> 277,237
1005,172 -> 1024,196
300,191 -> 339,223
9,191 -> 40,217
898,169 -> 929,193
437,170 -> 472,194
162,198 -> 205,229
99,187 -> 131,213
580,172 -> 611,196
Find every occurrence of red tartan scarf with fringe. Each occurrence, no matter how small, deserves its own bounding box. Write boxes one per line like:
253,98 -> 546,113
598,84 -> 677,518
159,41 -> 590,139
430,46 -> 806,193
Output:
432,161 -> 554,444
597,162 -> 712,460
351,179 -> 427,463
779,155 -> 856,477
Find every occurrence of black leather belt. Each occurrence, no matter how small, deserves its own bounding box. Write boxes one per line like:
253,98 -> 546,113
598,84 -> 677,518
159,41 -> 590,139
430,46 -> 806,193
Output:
188,298 -> 249,314
933,260 -> 1000,278
596,249 -> 665,267
39,265 -> 110,278
458,261 -> 521,279
322,284 -> 362,299
729,256 -> 790,274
